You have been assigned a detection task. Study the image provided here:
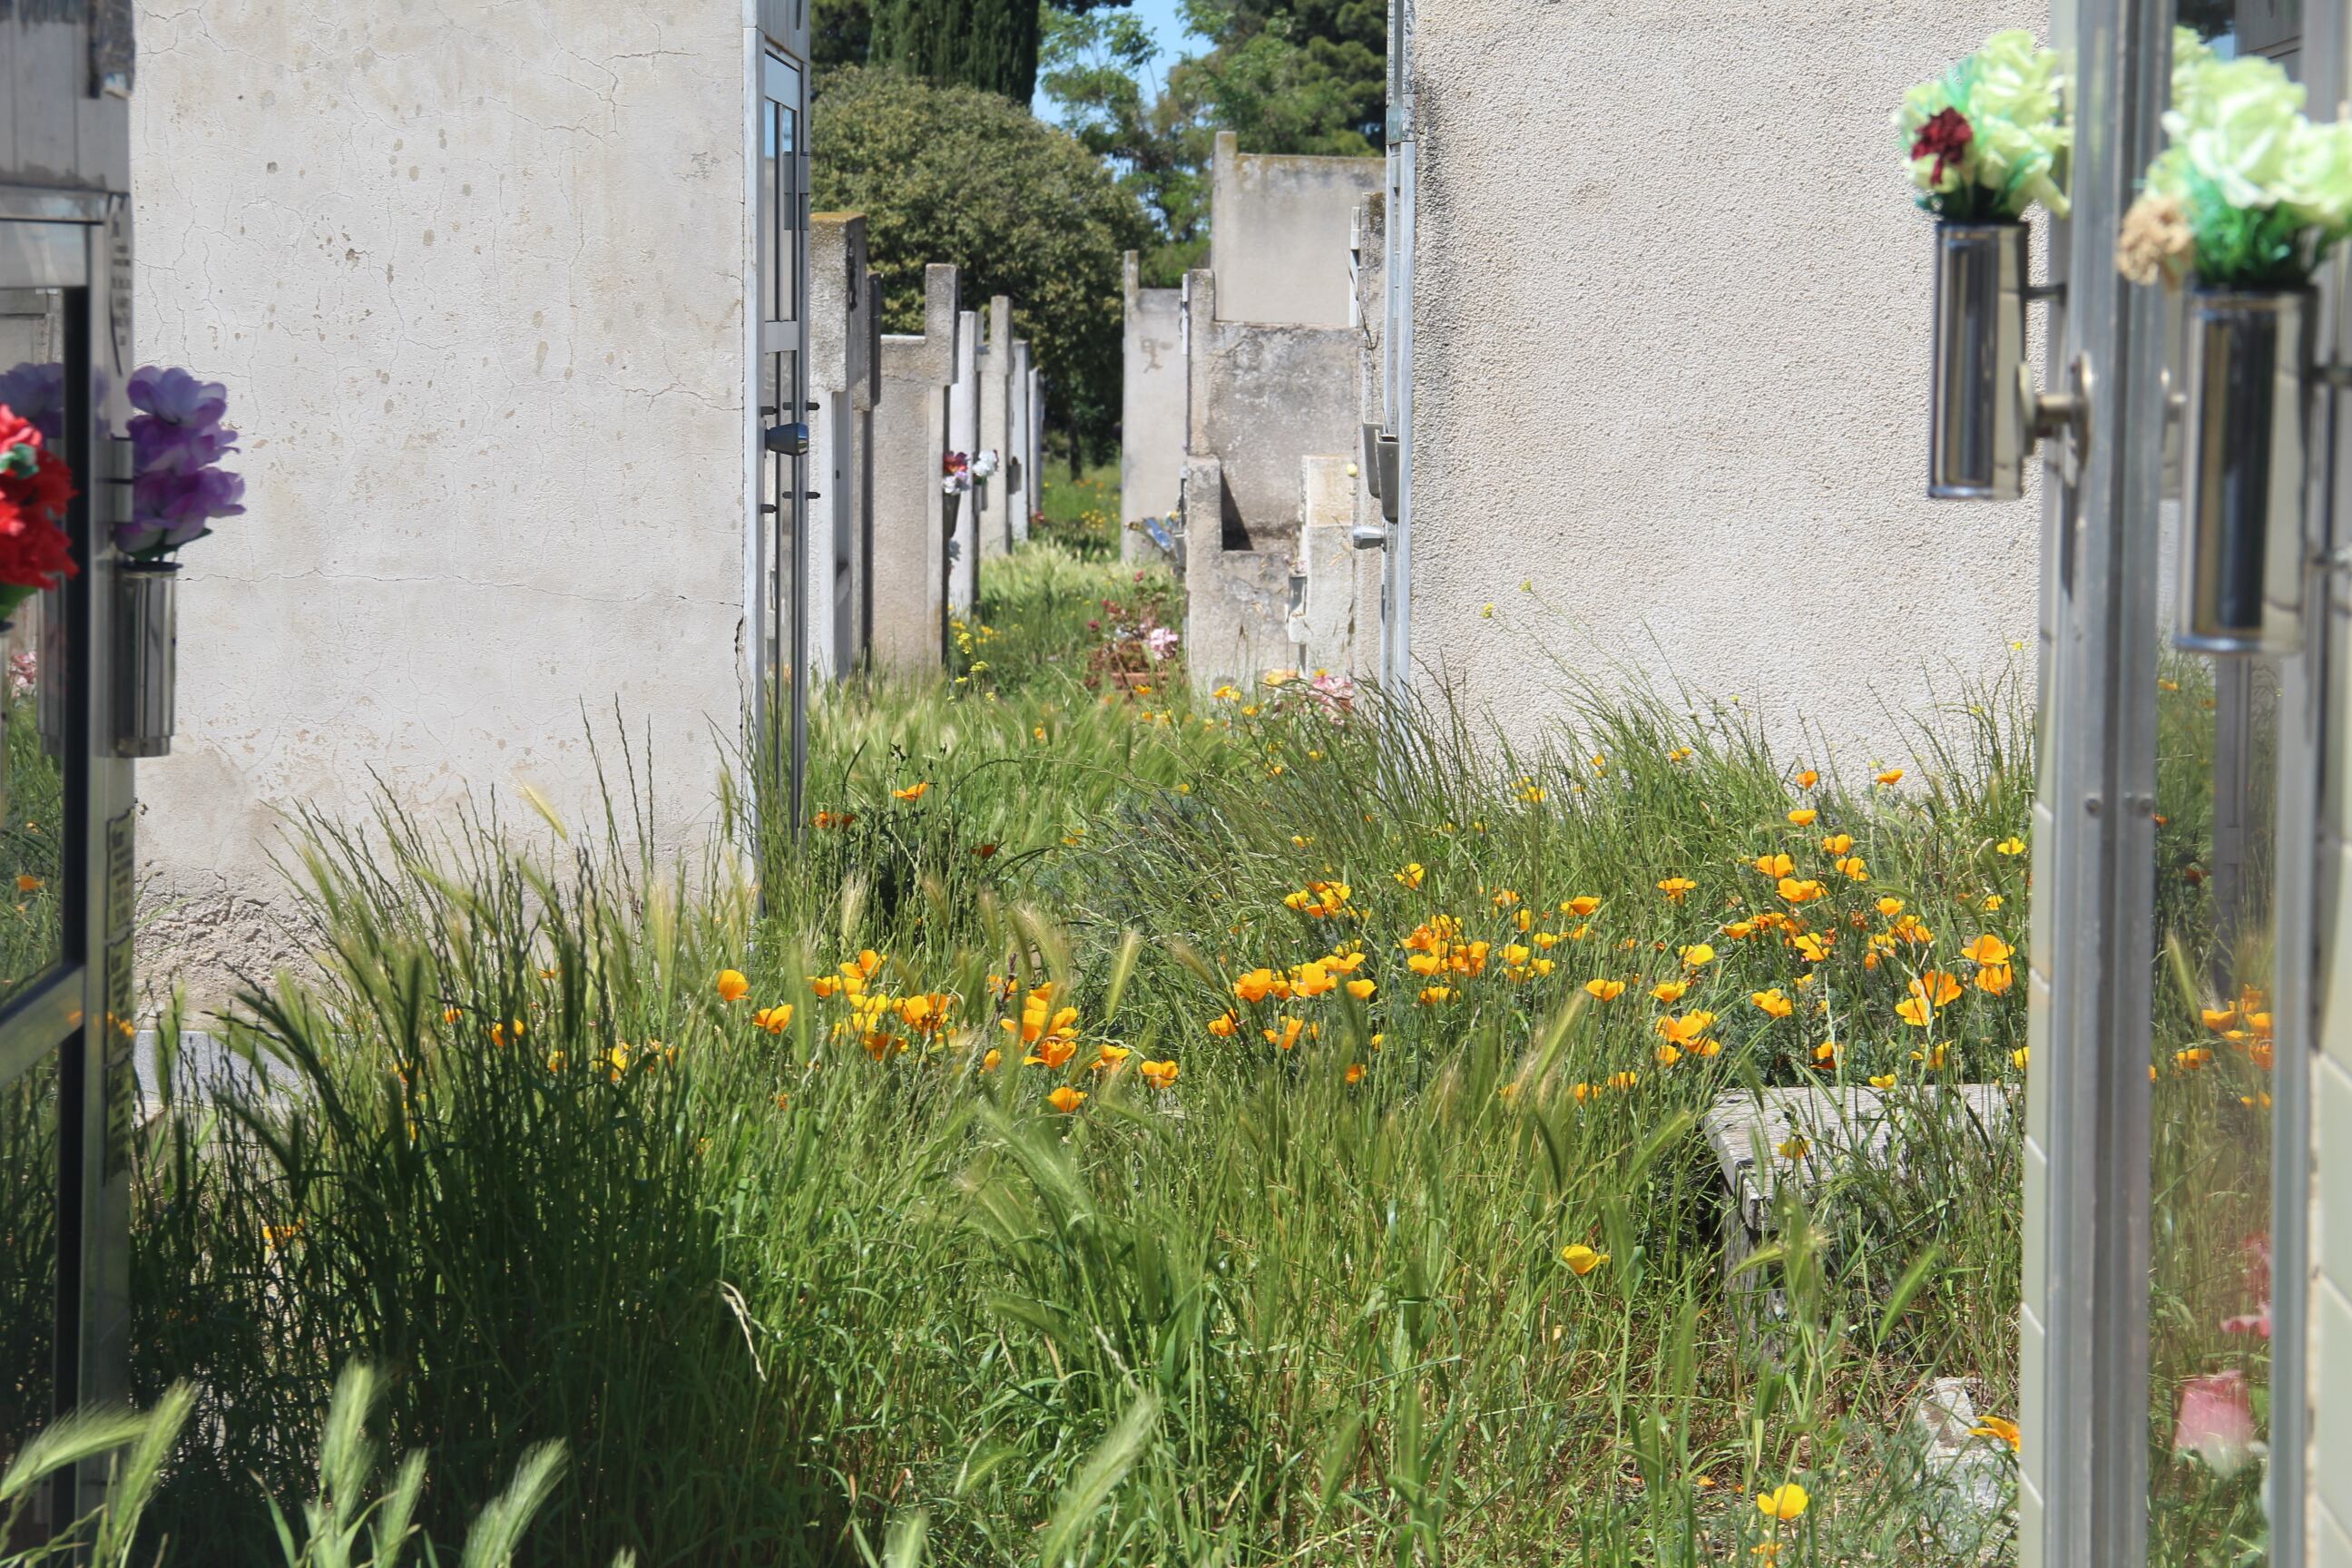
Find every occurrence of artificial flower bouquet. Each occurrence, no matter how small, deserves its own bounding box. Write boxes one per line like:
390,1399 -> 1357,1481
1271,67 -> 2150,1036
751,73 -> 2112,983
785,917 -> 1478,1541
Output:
0,405 -> 77,622
2119,32 -> 2352,290
1896,31 -> 2073,222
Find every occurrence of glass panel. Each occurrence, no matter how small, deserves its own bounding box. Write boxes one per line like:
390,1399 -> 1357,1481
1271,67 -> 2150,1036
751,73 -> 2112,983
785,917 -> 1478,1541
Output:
760,104 -> 778,329
0,309 -> 74,1008
0,1055 -> 58,1467
2148,14 -> 2284,1561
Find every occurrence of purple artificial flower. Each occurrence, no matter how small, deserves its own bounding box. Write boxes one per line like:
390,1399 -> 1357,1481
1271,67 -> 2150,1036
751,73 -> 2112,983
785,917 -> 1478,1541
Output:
0,363 -> 66,445
127,366 -> 229,428
120,365 -> 241,560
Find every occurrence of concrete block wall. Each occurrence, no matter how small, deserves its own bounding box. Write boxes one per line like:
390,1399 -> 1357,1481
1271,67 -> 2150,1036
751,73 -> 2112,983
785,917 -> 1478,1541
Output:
1122,251 -> 1185,566
808,212 -> 875,681
1292,456 -> 1378,675
1395,0 -> 2041,769
873,263 -> 959,675
128,0 -> 752,1008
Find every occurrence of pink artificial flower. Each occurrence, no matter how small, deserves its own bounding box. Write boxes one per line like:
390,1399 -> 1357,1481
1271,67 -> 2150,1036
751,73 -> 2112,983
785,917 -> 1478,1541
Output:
2223,1234 -> 2272,1339
7,649 -> 32,698
2173,1370 -> 2261,1480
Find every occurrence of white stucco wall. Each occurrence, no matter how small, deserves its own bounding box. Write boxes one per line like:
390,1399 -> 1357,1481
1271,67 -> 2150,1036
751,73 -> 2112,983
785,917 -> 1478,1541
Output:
131,1 -> 751,1006
1401,0 -> 2043,771
1208,132 -> 1384,328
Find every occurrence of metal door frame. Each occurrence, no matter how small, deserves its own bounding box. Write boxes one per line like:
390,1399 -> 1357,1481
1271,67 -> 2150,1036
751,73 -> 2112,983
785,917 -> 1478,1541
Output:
2016,2 -> 2171,1563
748,3 -> 812,844
0,184 -> 136,1528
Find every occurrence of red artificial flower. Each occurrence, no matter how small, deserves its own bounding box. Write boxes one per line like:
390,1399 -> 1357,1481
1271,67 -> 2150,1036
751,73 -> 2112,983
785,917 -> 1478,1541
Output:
0,405 -> 78,594
1911,107 -> 1975,187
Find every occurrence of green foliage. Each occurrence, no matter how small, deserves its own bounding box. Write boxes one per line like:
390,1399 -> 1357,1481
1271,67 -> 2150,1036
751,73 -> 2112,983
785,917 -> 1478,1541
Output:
2182,167 -> 2320,289
810,0 -> 873,73
867,0 -> 1044,103
812,65 -> 1149,462
1028,463 -> 1121,560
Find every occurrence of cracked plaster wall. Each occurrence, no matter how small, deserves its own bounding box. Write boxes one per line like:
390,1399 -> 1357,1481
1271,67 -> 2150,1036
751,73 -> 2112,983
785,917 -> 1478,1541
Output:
130,1 -> 750,1010
1403,0 -> 2043,775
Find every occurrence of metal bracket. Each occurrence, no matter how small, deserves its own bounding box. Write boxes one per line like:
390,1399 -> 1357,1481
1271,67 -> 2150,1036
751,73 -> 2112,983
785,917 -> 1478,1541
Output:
2021,353 -> 2093,482
2317,362 -> 2352,389
1350,524 -> 1388,551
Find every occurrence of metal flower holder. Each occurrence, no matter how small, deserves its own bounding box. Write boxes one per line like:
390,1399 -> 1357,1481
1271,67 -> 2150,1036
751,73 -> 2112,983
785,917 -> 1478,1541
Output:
2175,288 -> 2313,657
112,560 -> 178,756
1928,222 -> 2032,500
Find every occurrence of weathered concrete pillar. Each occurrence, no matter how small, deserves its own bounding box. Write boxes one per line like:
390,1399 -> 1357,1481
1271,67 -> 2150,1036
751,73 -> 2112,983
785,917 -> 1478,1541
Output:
1027,364 -> 1044,520
948,308 -> 980,612
976,296 -> 1014,560
1122,251 -> 1184,565
808,213 -> 875,680
1007,339 -> 1033,544
873,263 -> 959,674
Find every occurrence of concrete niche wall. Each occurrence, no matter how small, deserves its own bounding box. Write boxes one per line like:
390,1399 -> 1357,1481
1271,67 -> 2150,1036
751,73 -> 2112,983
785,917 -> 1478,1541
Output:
808,212 -> 876,681
1181,270 -> 1362,691
1121,251 -> 1185,566
873,264 -> 960,674
1396,0 -> 2043,769
1208,132 -> 1384,327
129,0 -> 752,1008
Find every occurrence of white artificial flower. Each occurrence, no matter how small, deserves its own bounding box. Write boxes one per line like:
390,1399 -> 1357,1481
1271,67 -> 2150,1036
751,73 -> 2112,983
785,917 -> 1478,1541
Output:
2279,117 -> 2352,235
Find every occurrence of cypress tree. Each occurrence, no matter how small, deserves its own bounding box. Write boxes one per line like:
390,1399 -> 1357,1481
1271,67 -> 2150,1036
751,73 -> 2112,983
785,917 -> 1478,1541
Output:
868,0 -> 1043,105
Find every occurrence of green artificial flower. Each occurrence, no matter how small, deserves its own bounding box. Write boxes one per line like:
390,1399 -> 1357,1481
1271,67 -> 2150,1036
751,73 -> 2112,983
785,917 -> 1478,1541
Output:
2279,118 -> 2352,236
1896,32 -> 2072,221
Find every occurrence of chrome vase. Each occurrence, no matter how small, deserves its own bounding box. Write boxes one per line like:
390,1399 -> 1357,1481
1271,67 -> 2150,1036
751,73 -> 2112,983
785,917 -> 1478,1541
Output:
1928,221 -> 2030,501
2176,288 -> 2313,656
112,561 -> 178,757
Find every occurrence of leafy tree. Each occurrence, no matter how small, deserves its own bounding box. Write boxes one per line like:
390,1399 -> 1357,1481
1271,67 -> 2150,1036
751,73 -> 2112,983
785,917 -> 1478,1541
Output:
1040,6 -> 1214,284
812,65 -> 1151,462
1174,0 -> 1386,155
1038,0 -> 1387,286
